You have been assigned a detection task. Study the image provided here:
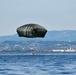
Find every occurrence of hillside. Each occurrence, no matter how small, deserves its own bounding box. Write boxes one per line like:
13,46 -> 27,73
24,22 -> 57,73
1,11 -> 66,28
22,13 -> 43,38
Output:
0,30 -> 76,42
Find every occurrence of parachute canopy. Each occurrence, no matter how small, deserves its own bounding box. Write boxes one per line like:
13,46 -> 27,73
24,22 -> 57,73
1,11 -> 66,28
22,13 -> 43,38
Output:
16,24 -> 47,38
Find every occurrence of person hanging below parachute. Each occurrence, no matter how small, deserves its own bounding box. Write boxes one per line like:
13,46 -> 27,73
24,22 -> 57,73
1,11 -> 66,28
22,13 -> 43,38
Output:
16,23 -> 47,55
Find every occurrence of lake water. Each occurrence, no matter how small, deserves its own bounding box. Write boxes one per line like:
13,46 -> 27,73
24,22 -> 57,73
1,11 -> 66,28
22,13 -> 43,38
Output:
0,53 -> 76,75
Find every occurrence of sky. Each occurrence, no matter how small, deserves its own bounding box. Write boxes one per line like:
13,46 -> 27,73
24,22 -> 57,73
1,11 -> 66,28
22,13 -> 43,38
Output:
0,0 -> 76,36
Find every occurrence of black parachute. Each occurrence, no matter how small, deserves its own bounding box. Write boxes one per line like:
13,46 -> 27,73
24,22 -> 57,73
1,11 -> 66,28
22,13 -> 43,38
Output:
16,24 -> 47,38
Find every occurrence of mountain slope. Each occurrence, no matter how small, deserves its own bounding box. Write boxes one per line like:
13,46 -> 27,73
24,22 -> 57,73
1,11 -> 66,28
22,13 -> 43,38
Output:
0,30 -> 76,42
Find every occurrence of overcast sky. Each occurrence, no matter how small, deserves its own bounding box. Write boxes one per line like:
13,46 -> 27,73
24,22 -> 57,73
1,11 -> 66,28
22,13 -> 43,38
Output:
0,0 -> 76,36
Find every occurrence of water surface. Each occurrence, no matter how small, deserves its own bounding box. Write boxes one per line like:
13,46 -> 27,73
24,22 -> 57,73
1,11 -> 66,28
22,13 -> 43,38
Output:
0,53 -> 76,75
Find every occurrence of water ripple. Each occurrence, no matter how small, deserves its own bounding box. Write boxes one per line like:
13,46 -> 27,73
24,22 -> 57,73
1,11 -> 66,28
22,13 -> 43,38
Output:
0,55 -> 76,75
